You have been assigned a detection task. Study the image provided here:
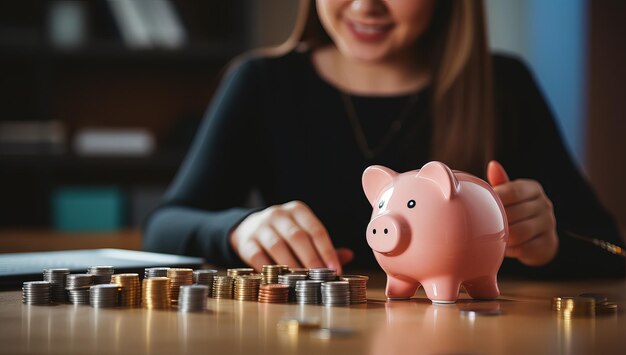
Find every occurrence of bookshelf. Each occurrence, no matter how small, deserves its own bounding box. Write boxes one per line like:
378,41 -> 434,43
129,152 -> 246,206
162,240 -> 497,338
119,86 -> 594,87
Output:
0,0 -> 299,230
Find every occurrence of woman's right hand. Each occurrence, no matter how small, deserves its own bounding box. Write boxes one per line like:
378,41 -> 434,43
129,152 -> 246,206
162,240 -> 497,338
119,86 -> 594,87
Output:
229,200 -> 354,274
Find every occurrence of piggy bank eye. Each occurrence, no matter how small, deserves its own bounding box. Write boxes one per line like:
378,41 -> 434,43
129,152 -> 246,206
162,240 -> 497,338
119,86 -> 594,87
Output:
378,201 -> 384,209
407,200 -> 416,209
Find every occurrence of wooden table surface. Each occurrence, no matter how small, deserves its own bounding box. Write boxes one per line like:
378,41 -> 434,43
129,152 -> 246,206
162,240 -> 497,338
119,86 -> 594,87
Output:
1,276 -> 625,355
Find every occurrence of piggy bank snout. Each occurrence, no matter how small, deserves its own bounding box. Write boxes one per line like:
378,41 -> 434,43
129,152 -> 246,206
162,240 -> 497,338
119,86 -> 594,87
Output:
366,214 -> 408,254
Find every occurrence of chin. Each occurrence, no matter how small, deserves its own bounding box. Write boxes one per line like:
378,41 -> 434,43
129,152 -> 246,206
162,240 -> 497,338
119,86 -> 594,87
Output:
339,44 -> 393,64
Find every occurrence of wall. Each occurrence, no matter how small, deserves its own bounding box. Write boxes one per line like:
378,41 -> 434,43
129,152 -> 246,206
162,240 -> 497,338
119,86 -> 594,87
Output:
486,0 -> 625,241
486,0 -> 587,167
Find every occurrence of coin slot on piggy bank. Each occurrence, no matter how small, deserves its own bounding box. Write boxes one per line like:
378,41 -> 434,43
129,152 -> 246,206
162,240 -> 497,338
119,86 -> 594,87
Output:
362,161 -> 508,303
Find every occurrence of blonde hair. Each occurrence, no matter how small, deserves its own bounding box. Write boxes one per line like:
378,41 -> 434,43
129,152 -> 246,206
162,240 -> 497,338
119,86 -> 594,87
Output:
254,0 -> 495,175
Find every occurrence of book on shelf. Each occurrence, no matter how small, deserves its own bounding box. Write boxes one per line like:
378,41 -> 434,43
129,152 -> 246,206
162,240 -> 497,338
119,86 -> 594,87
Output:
73,127 -> 155,157
0,120 -> 66,155
106,0 -> 187,49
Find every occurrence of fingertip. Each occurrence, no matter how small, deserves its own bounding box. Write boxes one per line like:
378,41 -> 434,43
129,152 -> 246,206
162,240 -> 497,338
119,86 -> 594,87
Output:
338,248 -> 354,264
487,160 -> 509,187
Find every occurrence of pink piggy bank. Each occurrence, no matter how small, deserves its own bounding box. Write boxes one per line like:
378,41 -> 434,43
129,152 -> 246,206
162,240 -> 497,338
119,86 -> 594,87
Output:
362,161 -> 508,303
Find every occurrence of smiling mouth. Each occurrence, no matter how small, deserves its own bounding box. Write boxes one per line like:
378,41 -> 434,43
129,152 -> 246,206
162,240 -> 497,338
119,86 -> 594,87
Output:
347,20 -> 393,41
352,22 -> 391,34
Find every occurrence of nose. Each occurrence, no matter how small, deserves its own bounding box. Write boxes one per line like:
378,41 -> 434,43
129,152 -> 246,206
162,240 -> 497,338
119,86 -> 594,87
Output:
351,0 -> 388,15
366,214 -> 408,254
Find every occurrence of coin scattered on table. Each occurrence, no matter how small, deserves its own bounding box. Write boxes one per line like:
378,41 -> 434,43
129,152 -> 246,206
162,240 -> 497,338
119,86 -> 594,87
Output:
552,296 -> 596,318
459,308 -> 503,317
313,327 -> 356,340
577,292 -> 608,304
277,318 -> 321,334
596,301 -> 619,314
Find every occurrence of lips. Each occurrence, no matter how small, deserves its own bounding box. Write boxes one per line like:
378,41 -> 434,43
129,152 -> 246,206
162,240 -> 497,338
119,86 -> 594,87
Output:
346,20 -> 393,42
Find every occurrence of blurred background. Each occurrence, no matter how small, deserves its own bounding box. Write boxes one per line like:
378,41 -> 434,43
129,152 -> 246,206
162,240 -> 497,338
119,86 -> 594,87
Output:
0,0 -> 624,249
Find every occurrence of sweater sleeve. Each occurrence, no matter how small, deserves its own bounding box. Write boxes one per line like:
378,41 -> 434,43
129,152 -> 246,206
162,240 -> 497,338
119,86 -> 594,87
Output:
143,58 -> 265,267
495,56 -> 625,278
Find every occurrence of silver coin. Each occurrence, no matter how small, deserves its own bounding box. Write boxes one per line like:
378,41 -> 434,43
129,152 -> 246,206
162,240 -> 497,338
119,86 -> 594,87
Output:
178,285 -> 209,312
144,267 -> 170,278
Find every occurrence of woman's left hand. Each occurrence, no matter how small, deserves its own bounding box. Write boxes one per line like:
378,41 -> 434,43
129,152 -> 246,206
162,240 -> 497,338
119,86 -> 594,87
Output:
487,160 -> 559,266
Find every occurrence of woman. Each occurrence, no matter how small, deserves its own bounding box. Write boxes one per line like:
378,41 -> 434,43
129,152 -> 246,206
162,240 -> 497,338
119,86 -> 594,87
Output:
144,0 -> 625,278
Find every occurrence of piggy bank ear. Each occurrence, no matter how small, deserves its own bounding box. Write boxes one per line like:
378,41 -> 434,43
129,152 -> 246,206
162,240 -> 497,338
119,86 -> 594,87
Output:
416,161 -> 459,200
362,165 -> 397,206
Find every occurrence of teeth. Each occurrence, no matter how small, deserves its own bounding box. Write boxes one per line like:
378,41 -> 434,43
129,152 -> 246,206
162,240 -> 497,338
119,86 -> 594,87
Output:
352,23 -> 386,34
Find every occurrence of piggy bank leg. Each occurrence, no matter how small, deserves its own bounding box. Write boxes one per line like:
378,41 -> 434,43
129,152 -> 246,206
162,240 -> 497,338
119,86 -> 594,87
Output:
463,275 -> 500,299
385,276 -> 419,300
421,278 -> 461,303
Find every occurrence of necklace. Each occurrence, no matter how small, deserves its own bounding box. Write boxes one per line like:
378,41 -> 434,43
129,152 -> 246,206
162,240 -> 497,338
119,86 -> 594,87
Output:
340,91 -> 420,160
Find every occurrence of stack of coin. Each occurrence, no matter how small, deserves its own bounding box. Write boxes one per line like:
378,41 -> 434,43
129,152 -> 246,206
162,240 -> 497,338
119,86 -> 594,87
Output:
87,266 -> 114,284
194,269 -> 218,296
340,275 -> 368,304
144,267 -> 170,279
167,268 -> 193,304
578,293 -> 619,314
111,273 -> 141,307
597,301 -> 619,314
278,274 -> 307,302
308,268 -> 337,282
288,268 -> 309,276
227,268 -> 254,277
321,281 -> 350,306
234,275 -> 262,301
262,265 -> 288,285
295,280 -> 323,304
142,277 -> 171,309
258,284 -> 290,303
22,281 -> 51,305
552,296 -> 596,318
178,285 -> 209,312
212,276 -> 235,299
43,268 -> 70,303
90,284 -> 120,308
66,274 -> 94,305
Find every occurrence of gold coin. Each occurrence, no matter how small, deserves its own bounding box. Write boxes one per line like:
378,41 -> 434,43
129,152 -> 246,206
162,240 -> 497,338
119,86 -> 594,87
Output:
167,268 -> 193,304
142,277 -> 171,309
111,273 -> 141,307
277,318 -> 321,334
552,296 -> 596,318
